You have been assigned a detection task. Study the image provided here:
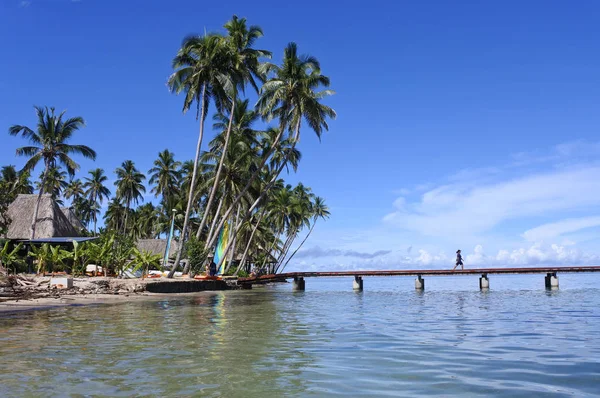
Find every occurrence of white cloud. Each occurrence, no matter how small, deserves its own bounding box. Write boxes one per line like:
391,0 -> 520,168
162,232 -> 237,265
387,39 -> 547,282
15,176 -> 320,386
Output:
523,216 -> 600,242
384,165 -> 600,237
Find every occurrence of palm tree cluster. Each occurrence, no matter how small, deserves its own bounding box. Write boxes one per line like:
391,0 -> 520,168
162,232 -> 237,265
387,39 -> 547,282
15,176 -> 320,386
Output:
4,15 -> 335,276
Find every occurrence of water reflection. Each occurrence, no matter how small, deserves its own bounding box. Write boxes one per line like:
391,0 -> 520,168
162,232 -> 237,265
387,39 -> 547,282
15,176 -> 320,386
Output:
0,291 -> 317,397
1,279 -> 600,397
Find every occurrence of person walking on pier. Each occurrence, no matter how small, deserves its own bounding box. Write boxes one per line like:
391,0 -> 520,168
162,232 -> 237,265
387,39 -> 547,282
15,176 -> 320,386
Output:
453,250 -> 464,271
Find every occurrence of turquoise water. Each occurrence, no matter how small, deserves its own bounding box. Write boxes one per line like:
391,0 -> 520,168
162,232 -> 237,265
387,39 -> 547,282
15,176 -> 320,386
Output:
1,274 -> 599,397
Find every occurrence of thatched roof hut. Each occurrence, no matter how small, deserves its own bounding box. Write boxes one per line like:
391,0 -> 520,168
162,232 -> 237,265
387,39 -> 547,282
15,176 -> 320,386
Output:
4,194 -> 81,240
136,239 -> 181,257
60,207 -> 85,231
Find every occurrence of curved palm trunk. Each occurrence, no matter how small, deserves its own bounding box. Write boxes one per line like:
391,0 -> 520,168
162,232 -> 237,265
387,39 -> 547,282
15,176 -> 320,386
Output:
93,193 -> 98,234
197,99 -> 236,240
224,205 -> 241,275
210,127 -> 301,255
169,84 -> 207,278
123,199 -> 131,234
205,123 -> 287,249
31,163 -> 50,240
234,208 -> 266,276
280,221 -> 316,273
275,233 -> 296,273
204,196 -> 224,241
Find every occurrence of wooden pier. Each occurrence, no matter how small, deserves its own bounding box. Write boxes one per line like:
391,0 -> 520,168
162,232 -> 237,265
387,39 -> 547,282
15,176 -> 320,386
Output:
238,266 -> 600,291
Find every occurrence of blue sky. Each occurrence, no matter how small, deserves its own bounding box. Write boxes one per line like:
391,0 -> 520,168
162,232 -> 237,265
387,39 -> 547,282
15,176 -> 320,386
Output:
2,0 -> 600,270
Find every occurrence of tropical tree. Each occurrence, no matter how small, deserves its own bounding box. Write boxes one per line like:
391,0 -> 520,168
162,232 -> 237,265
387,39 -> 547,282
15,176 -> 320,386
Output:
28,243 -> 51,274
83,168 -> 111,233
0,242 -> 25,274
64,178 -> 85,202
148,149 -> 181,210
206,42 -> 335,250
280,196 -> 329,272
36,166 -> 68,204
9,106 -> 96,239
197,16 -> 270,242
131,203 -> 157,239
132,248 -> 162,277
114,160 -> 146,233
103,198 -> 125,231
167,32 -> 234,276
1,165 -> 33,195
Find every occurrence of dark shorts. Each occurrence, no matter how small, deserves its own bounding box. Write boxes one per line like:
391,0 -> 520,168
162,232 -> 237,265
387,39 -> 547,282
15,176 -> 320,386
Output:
456,261 -> 463,266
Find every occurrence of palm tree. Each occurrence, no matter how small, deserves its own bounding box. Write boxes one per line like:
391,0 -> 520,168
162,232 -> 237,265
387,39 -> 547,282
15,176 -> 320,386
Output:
196,98 -> 261,241
148,149 -> 181,209
197,16 -> 271,240
9,106 -> 96,239
114,160 -> 146,233
206,43 -> 335,249
104,198 -> 126,231
281,196 -> 329,272
0,165 -> 33,195
167,32 -> 233,276
64,179 -> 84,202
83,168 -> 111,233
36,166 -> 68,204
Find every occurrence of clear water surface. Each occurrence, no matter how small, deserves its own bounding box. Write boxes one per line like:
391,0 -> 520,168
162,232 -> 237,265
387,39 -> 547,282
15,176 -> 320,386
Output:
1,274 -> 599,397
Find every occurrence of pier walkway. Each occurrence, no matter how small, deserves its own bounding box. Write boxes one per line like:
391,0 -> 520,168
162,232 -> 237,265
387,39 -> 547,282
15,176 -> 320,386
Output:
238,266 -> 600,290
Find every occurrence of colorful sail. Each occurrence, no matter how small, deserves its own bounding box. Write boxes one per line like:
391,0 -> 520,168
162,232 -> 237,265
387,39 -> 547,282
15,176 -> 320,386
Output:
213,222 -> 230,275
163,214 -> 176,268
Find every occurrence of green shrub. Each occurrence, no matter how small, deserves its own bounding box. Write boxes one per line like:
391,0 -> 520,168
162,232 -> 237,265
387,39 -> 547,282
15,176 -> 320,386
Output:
186,236 -> 208,274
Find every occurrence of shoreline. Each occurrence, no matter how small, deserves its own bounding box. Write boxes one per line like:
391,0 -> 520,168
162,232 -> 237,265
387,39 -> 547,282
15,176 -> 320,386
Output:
0,292 -> 175,313
0,275 -> 235,313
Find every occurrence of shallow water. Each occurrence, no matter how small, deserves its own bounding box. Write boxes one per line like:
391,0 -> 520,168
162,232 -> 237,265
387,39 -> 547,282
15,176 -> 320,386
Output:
1,274 -> 599,397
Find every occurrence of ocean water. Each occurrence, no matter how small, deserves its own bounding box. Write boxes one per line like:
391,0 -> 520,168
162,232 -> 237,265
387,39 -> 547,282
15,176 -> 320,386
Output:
0,274 -> 599,397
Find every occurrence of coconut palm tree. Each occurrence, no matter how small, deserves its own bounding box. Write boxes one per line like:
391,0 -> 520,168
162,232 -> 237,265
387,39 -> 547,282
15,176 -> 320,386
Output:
36,166 -> 68,204
0,165 -> 33,195
197,16 -> 270,240
114,160 -> 146,233
167,32 -> 234,277
83,168 -> 111,233
280,196 -> 329,272
148,149 -> 181,210
196,98 -> 261,241
131,203 -> 157,240
64,179 -> 84,202
9,106 -> 96,239
104,198 -> 126,231
206,42 -> 335,249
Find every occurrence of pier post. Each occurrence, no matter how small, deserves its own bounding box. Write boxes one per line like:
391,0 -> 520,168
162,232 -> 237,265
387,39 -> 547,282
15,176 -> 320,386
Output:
353,276 -> 363,291
545,272 -> 559,289
415,275 -> 425,290
479,273 -> 489,290
292,276 -> 305,291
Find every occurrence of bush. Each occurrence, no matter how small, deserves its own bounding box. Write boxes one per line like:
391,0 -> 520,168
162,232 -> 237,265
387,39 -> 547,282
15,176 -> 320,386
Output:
186,236 -> 208,274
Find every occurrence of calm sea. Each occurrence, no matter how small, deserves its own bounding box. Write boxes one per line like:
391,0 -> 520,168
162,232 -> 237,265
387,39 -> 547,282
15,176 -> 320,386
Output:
1,274 -> 599,397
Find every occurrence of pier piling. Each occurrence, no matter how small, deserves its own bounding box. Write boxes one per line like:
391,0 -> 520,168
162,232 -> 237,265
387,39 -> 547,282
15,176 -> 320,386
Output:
353,276 -> 363,291
479,274 -> 489,290
415,275 -> 425,290
292,277 -> 305,291
545,272 -> 559,289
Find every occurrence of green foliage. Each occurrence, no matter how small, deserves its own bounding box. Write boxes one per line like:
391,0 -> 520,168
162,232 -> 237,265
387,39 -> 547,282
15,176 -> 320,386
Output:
0,180 -> 13,237
85,231 -> 134,276
28,243 -> 51,274
131,248 -> 162,276
27,243 -> 72,273
0,241 -> 25,274
185,236 -> 208,275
